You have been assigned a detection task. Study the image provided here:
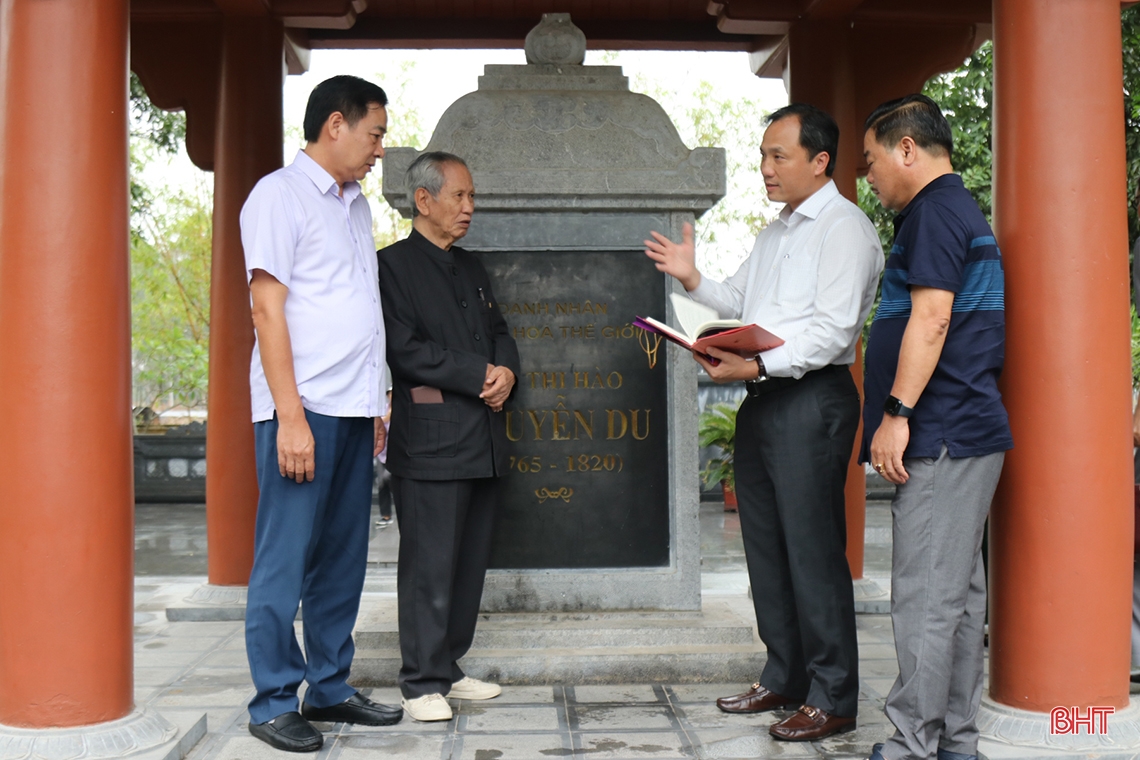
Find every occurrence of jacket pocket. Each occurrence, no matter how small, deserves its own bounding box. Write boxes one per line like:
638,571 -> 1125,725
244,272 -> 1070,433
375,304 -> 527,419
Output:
406,402 -> 460,458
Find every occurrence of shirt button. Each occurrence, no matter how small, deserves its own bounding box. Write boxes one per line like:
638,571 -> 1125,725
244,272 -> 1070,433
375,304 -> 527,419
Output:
461,300 -> 468,308
452,267 -> 459,276
474,334 -> 481,341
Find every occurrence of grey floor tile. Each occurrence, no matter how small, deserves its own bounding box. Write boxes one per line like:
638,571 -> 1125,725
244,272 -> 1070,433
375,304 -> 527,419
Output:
859,678 -> 895,700
136,667 -> 188,687
177,668 -> 255,686
666,684 -> 747,705
135,686 -> 162,704
165,621 -> 247,636
460,705 -> 562,733
815,726 -> 887,759
456,732 -> 573,760
688,730 -> 819,759
673,702 -> 781,731
139,636 -> 231,653
573,705 -> 676,732
495,686 -> 557,704
334,733 -> 450,760
574,685 -> 661,704
858,660 -> 900,678
573,732 -> 690,759
154,684 -> 253,708
198,650 -> 253,668
135,650 -> 203,668
209,735 -> 309,760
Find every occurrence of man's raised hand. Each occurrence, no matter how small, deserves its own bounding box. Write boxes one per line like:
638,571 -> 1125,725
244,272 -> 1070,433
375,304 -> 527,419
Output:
644,222 -> 701,291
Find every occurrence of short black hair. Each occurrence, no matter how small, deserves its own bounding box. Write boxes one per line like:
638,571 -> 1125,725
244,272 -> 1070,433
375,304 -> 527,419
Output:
765,103 -> 839,177
864,94 -> 953,159
303,75 -> 388,143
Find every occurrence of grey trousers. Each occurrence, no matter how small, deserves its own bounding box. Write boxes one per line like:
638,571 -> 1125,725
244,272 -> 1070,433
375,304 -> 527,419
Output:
882,447 -> 1005,760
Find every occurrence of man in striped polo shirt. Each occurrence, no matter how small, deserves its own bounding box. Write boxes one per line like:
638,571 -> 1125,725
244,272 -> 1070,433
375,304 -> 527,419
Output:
861,94 -> 1013,760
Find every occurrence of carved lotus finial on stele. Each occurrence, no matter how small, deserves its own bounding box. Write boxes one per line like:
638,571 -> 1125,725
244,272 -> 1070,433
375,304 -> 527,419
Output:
524,13 -> 587,66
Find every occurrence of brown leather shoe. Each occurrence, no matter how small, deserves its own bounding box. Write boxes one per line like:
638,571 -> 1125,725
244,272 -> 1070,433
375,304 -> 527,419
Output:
769,704 -> 856,741
715,683 -> 801,714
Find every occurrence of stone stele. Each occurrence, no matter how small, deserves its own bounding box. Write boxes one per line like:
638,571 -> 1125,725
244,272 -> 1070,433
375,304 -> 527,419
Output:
382,13 -> 726,612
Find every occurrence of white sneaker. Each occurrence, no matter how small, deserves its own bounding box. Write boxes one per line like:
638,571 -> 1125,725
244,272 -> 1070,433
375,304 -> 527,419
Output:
449,676 -> 502,700
400,693 -> 452,722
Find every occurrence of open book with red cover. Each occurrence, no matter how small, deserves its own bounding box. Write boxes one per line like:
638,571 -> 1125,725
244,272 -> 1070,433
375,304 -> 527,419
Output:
634,294 -> 784,362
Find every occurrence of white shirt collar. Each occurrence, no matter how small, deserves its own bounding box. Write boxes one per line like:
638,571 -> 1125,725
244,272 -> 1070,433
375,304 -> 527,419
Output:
292,149 -> 361,202
778,179 -> 839,224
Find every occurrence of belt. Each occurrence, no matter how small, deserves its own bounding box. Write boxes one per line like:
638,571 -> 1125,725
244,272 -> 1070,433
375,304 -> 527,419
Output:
744,363 -> 848,399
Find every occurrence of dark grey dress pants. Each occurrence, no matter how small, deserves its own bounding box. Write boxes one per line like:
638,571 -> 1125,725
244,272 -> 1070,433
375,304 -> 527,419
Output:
734,364 -> 861,717
392,476 -> 499,699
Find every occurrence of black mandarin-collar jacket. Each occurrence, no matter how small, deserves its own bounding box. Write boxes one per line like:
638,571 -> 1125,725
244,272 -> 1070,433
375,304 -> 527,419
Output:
377,228 -> 521,481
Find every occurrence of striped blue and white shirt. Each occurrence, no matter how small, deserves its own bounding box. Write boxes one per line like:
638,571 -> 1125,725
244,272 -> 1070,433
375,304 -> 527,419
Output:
862,173 -> 1013,460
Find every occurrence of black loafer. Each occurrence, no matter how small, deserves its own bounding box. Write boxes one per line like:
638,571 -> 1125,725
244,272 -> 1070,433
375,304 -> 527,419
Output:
248,711 -> 323,752
301,691 -> 403,726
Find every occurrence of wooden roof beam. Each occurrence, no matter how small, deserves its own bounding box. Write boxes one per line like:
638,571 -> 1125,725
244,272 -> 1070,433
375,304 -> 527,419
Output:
213,0 -> 270,15
711,0 -> 991,25
308,17 -> 760,51
274,0 -> 366,29
707,1 -> 792,35
800,0 -> 865,20
748,34 -> 789,78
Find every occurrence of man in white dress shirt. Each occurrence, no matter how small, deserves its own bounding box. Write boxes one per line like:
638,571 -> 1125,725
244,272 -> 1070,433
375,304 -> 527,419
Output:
645,103 -> 883,742
240,75 -> 402,752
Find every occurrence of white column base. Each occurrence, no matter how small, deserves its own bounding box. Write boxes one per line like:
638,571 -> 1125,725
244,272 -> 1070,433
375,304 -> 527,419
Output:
977,695 -> 1140,754
0,708 -> 177,760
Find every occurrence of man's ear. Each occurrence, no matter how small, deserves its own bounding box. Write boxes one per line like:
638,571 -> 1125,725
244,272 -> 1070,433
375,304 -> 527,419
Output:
323,111 -> 346,142
414,187 -> 431,217
899,136 -> 919,167
813,150 -> 831,178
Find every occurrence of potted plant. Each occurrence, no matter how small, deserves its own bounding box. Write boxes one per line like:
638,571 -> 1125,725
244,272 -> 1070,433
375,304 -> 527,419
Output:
698,402 -> 739,511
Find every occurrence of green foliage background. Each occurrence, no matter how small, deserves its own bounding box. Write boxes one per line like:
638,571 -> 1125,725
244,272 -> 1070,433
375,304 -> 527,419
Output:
129,72 -> 212,417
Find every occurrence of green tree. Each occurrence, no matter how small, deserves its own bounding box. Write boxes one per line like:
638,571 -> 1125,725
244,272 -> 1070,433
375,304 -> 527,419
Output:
130,72 -> 187,228
128,74 -> 210,419
131,190 -> 212,414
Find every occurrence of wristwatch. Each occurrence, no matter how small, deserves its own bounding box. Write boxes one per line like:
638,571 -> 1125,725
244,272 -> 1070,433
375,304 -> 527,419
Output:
883,395 -> 914,418
744,355 -> 768,397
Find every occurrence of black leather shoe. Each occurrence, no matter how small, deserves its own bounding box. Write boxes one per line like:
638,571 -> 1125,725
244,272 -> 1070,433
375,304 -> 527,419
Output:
301,691 -> 403,726
248,712 -> 323,753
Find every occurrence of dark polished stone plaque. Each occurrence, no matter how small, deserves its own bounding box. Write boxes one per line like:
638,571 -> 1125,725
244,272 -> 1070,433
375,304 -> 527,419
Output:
478,251 -> 669,569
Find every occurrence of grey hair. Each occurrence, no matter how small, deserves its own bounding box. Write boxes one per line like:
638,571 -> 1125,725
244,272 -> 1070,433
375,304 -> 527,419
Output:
406,151 -> 469,217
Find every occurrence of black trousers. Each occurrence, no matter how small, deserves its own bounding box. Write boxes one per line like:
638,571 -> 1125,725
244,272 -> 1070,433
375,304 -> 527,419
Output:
735,364 -> 861,717
391,475 -> 499,699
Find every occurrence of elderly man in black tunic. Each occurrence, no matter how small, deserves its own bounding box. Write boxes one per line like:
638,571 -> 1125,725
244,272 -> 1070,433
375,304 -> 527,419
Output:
377,151 -> 520,722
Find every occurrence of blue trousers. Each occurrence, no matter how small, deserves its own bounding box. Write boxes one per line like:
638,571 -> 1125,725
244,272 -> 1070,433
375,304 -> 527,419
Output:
245,410 -> 373,724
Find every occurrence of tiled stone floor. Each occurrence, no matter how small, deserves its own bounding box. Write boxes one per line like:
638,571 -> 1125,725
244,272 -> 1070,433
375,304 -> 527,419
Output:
132,604 -> 900,760
133,499 -> 911,759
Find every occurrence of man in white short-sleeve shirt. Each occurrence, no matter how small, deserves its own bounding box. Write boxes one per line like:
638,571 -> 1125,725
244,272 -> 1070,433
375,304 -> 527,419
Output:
645,103 -> 882,742
240,75 -> 402,753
